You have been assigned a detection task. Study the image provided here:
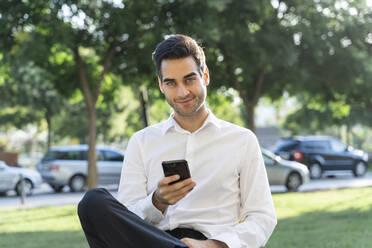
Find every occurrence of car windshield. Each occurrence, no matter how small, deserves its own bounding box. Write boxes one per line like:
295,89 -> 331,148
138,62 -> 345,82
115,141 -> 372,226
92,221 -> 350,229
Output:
42,151 -> 58,162
330,139 -> 347,152
0,161 -> 7,169
273,139 -> 298,152
301,140 -> 330,151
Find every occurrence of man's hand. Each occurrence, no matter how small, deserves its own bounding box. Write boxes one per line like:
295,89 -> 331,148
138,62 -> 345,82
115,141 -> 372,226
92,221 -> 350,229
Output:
181,238 -> 228,248
152,175 -> 196,213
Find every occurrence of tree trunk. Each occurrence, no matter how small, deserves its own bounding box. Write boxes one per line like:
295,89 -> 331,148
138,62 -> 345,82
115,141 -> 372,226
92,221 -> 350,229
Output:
139,88 -> 149,127
87,106 -> 98,190
218,43 -> 264,134
345,124 -> 350,145
46,112 -> 52,150
73,44 -> 116,191
240,93 -> 256,133
247,103 -> 256,133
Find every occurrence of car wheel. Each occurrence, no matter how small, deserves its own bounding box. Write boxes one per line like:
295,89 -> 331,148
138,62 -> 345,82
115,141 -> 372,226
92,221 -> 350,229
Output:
353,161 -> 367,177
285,172 -> 302,192
69,175 -> 86,192
50,184 -> 64,193
16,179 -> 33,196
0,192 -> 7,197
309,163 -> 322,179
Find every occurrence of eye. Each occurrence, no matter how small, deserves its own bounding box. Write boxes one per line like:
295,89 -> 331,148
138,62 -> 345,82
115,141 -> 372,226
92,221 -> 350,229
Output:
185,77 -> 196,83
164,81 -> 176,87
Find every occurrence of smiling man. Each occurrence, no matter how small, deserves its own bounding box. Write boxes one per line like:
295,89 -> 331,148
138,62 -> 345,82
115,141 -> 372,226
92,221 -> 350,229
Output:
78,34 -> 277,248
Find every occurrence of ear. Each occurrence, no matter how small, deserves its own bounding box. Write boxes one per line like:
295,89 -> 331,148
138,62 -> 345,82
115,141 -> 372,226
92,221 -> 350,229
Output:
203,67 -> 210,86
158,77 -> 164,93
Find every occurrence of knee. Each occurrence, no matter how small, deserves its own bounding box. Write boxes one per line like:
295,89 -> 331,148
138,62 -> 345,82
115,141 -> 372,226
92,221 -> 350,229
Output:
78,188 -> 109,219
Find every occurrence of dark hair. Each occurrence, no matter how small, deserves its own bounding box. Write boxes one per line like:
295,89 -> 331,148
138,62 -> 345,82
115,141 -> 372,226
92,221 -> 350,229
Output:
152,34 -> 206,80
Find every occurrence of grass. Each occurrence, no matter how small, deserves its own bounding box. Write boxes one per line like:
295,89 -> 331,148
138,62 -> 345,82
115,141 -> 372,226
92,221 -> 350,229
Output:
1,187 -> 372,248
0,206 -> 88,248
266,187 -> 372,248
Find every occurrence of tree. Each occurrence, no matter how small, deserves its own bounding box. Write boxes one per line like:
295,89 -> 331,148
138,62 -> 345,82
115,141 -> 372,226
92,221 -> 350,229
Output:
154,0 -> 300,132
155,0 -> 372,133
0,0 -> 163,189
282,0 -> 372,135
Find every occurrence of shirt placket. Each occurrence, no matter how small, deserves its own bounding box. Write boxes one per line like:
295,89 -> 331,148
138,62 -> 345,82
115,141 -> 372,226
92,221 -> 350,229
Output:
185,133 -> 195,167
168,132 -> 195,230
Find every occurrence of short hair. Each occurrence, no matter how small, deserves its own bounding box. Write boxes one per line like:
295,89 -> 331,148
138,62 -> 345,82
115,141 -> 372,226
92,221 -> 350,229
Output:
152,34 -> 206,80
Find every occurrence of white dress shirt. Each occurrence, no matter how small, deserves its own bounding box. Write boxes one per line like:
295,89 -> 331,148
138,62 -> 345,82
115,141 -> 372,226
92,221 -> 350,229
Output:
118,111 -> 277,248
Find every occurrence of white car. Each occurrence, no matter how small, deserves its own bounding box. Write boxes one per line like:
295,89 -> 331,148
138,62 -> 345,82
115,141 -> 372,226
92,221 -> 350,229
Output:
263,148 -> 310,191
37,145 -> 125,192
0,160 -> 43,196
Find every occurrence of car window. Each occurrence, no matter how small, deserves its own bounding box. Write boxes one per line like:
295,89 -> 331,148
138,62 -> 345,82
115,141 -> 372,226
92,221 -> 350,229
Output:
301,140 -> 330,151
42,151 -> 58,162
274,139 -> 299,152
42,150 -> 85,161
97,150 -> 105,161
330,139 -> 346,152
263,153 -> 275,166
103,150 -> 124,162
58,151 -> 85,160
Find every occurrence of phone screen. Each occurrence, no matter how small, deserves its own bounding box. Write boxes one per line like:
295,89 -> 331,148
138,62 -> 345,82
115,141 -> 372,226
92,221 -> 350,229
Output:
162,159 -> 191,184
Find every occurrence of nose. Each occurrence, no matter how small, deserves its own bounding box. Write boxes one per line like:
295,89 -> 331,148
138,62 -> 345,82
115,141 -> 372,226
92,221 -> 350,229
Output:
177,84 -> 190,98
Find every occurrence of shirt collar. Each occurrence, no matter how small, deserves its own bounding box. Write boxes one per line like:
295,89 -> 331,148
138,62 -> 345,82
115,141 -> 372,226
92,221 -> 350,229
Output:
161,110 -> 221,136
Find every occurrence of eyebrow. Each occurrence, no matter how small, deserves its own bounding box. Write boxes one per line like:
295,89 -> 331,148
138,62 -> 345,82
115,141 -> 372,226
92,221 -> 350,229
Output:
163,72 -> 197,83
184,72 -> 197,79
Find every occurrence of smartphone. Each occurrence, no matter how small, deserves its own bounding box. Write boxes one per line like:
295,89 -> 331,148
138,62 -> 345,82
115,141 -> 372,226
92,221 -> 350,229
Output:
162,159 -> 191,185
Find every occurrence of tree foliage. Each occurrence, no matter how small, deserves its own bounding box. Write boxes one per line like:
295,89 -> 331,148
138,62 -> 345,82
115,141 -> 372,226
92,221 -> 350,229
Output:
0,0 -> 163,188
1,0 -> 372,187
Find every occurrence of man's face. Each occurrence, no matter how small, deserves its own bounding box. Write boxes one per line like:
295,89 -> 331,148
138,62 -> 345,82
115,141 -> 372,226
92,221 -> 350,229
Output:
158,56 -> 209,118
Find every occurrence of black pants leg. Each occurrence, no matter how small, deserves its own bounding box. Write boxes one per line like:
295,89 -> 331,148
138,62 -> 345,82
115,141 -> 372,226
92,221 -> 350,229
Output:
78,188 -> 190,248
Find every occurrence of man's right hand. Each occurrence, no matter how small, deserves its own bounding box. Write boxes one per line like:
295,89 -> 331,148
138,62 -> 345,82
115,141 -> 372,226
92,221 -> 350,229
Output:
152,175 -> 196,213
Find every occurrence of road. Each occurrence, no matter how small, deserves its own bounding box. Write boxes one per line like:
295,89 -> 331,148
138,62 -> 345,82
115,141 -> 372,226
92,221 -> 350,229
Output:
1,172 -> 372,210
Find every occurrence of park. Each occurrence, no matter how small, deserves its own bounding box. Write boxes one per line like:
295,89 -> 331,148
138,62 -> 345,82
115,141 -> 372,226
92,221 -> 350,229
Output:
1,0 -> 372,247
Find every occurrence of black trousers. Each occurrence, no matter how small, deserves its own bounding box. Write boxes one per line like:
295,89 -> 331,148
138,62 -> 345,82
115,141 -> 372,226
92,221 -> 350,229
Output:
78,188 -> 207,248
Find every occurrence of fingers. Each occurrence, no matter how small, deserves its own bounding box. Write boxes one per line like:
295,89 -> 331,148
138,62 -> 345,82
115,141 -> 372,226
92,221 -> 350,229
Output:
156,176 -> 196,205
181,238 -> 192,247
180,238 -> 202,248
160,174 -> 181,186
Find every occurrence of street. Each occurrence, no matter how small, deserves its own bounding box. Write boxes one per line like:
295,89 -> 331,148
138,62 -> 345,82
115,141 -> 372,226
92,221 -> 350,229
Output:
1,172 -> 372,210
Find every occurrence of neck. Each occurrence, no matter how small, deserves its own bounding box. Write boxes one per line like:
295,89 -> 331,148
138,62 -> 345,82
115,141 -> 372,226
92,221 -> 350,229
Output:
174,107 -> 209,133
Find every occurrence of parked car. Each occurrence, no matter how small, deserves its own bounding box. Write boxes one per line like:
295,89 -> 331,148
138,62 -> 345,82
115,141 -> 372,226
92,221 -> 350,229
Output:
0,160 -> 42,196
262,148 -> 310,191
37,145 -> 124,192
272,136 -> 369,179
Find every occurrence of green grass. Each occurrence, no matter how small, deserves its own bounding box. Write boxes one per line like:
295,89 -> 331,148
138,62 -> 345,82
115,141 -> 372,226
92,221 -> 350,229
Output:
0,206 -> 88,248
266,187 -> 372,248
1,187 -> 372,248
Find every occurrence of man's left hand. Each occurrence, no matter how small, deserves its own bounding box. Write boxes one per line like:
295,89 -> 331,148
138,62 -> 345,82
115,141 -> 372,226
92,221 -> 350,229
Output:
180,238 -> 228,248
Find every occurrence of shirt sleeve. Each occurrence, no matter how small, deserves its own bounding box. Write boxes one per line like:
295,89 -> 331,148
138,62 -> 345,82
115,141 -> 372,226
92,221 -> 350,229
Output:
210,132 -> 277,248
117,132 -> 165,225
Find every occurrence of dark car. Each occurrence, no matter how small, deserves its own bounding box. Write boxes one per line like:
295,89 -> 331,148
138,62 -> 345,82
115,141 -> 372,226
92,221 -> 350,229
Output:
272,136 -> 369,179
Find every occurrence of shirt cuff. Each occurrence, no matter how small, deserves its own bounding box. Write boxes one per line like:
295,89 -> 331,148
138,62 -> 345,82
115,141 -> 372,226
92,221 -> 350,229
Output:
141,191 -> 165,224
210,230 -> 241,248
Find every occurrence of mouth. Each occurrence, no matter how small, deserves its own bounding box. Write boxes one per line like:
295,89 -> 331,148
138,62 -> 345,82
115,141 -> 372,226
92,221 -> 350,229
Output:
176,98 -> 194,104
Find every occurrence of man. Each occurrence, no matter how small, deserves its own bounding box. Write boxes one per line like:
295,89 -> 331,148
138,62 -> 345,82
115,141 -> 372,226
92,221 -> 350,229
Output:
78,34 -> 277,248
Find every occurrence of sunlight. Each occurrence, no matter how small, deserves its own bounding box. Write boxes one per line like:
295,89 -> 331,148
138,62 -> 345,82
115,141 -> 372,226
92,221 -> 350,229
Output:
367,0 -> 372,8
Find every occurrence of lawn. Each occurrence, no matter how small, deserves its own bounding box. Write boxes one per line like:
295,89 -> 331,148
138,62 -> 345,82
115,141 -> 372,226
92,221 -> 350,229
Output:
1,187 -> 372,248
266,187 -> 372,248
0,206 -> 88,248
